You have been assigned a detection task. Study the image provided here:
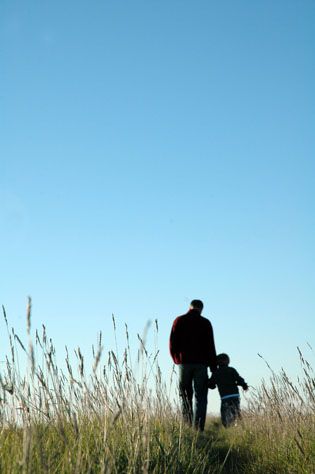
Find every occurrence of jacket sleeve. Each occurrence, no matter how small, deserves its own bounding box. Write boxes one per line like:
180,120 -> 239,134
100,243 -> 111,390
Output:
169,317 -> 180,364
234,369 -> 248,389
208,373 -> 216,390
207,321 -> 217,373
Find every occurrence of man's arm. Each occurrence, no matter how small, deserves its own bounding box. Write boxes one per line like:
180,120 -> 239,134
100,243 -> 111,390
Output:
208,373 -> 216,390
207,321 -> 217,373
169,317 -> 181,364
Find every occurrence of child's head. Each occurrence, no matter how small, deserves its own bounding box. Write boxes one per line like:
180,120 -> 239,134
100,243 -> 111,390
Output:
217,353 -> 230,367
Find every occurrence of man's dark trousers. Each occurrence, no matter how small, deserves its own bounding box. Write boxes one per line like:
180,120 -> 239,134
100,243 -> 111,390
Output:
178,363 -> 208,431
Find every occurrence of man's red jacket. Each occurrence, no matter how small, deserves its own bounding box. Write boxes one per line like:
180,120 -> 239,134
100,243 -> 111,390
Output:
169,309 -> 217,372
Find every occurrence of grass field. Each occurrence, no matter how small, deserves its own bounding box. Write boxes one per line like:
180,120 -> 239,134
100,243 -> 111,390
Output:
0,300 -> 314,473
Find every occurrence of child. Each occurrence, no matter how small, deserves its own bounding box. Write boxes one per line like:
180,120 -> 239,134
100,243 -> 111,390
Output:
208,353 -> 248,427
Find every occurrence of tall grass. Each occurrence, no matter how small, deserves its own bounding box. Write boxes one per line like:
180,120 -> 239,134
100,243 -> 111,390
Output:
0,299 -> 314,473
222,350 -> 315,473
0,300 -> 221,473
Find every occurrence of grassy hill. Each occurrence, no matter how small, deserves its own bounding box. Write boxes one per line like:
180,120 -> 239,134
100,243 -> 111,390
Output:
0,302 -> 314,473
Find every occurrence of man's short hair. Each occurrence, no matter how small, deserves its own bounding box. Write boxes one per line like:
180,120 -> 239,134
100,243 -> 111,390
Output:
190,299 -> 204,311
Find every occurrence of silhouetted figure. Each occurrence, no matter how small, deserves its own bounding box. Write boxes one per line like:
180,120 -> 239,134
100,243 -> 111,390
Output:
169,299 -> 217,431
208,353 -> 248,427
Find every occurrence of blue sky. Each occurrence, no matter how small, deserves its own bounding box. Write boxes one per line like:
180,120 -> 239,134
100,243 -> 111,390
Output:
1,0 -> 314,412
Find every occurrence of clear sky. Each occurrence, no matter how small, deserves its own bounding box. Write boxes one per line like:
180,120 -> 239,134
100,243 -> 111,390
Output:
1,1 -> 314,412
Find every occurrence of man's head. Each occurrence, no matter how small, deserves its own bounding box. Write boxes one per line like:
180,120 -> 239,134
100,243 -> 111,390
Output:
217,353 -> 230,367
190,299 -> 204,313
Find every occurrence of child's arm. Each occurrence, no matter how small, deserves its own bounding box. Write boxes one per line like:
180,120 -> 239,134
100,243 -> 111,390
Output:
234,369 -> 248,390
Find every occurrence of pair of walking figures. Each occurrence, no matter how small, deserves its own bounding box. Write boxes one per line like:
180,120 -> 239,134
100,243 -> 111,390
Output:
169,299 -> 248,430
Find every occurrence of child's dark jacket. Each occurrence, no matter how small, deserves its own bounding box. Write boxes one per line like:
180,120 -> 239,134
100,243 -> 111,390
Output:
208,366 -> 248,397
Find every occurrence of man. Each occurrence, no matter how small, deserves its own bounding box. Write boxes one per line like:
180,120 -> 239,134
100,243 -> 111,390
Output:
169,299 -> 217,431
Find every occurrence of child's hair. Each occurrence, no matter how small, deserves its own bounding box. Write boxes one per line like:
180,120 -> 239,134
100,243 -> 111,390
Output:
217,353 -> 230,366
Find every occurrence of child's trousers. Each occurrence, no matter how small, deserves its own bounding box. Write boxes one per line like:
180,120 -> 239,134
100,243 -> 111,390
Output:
221,397 -> 241,427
